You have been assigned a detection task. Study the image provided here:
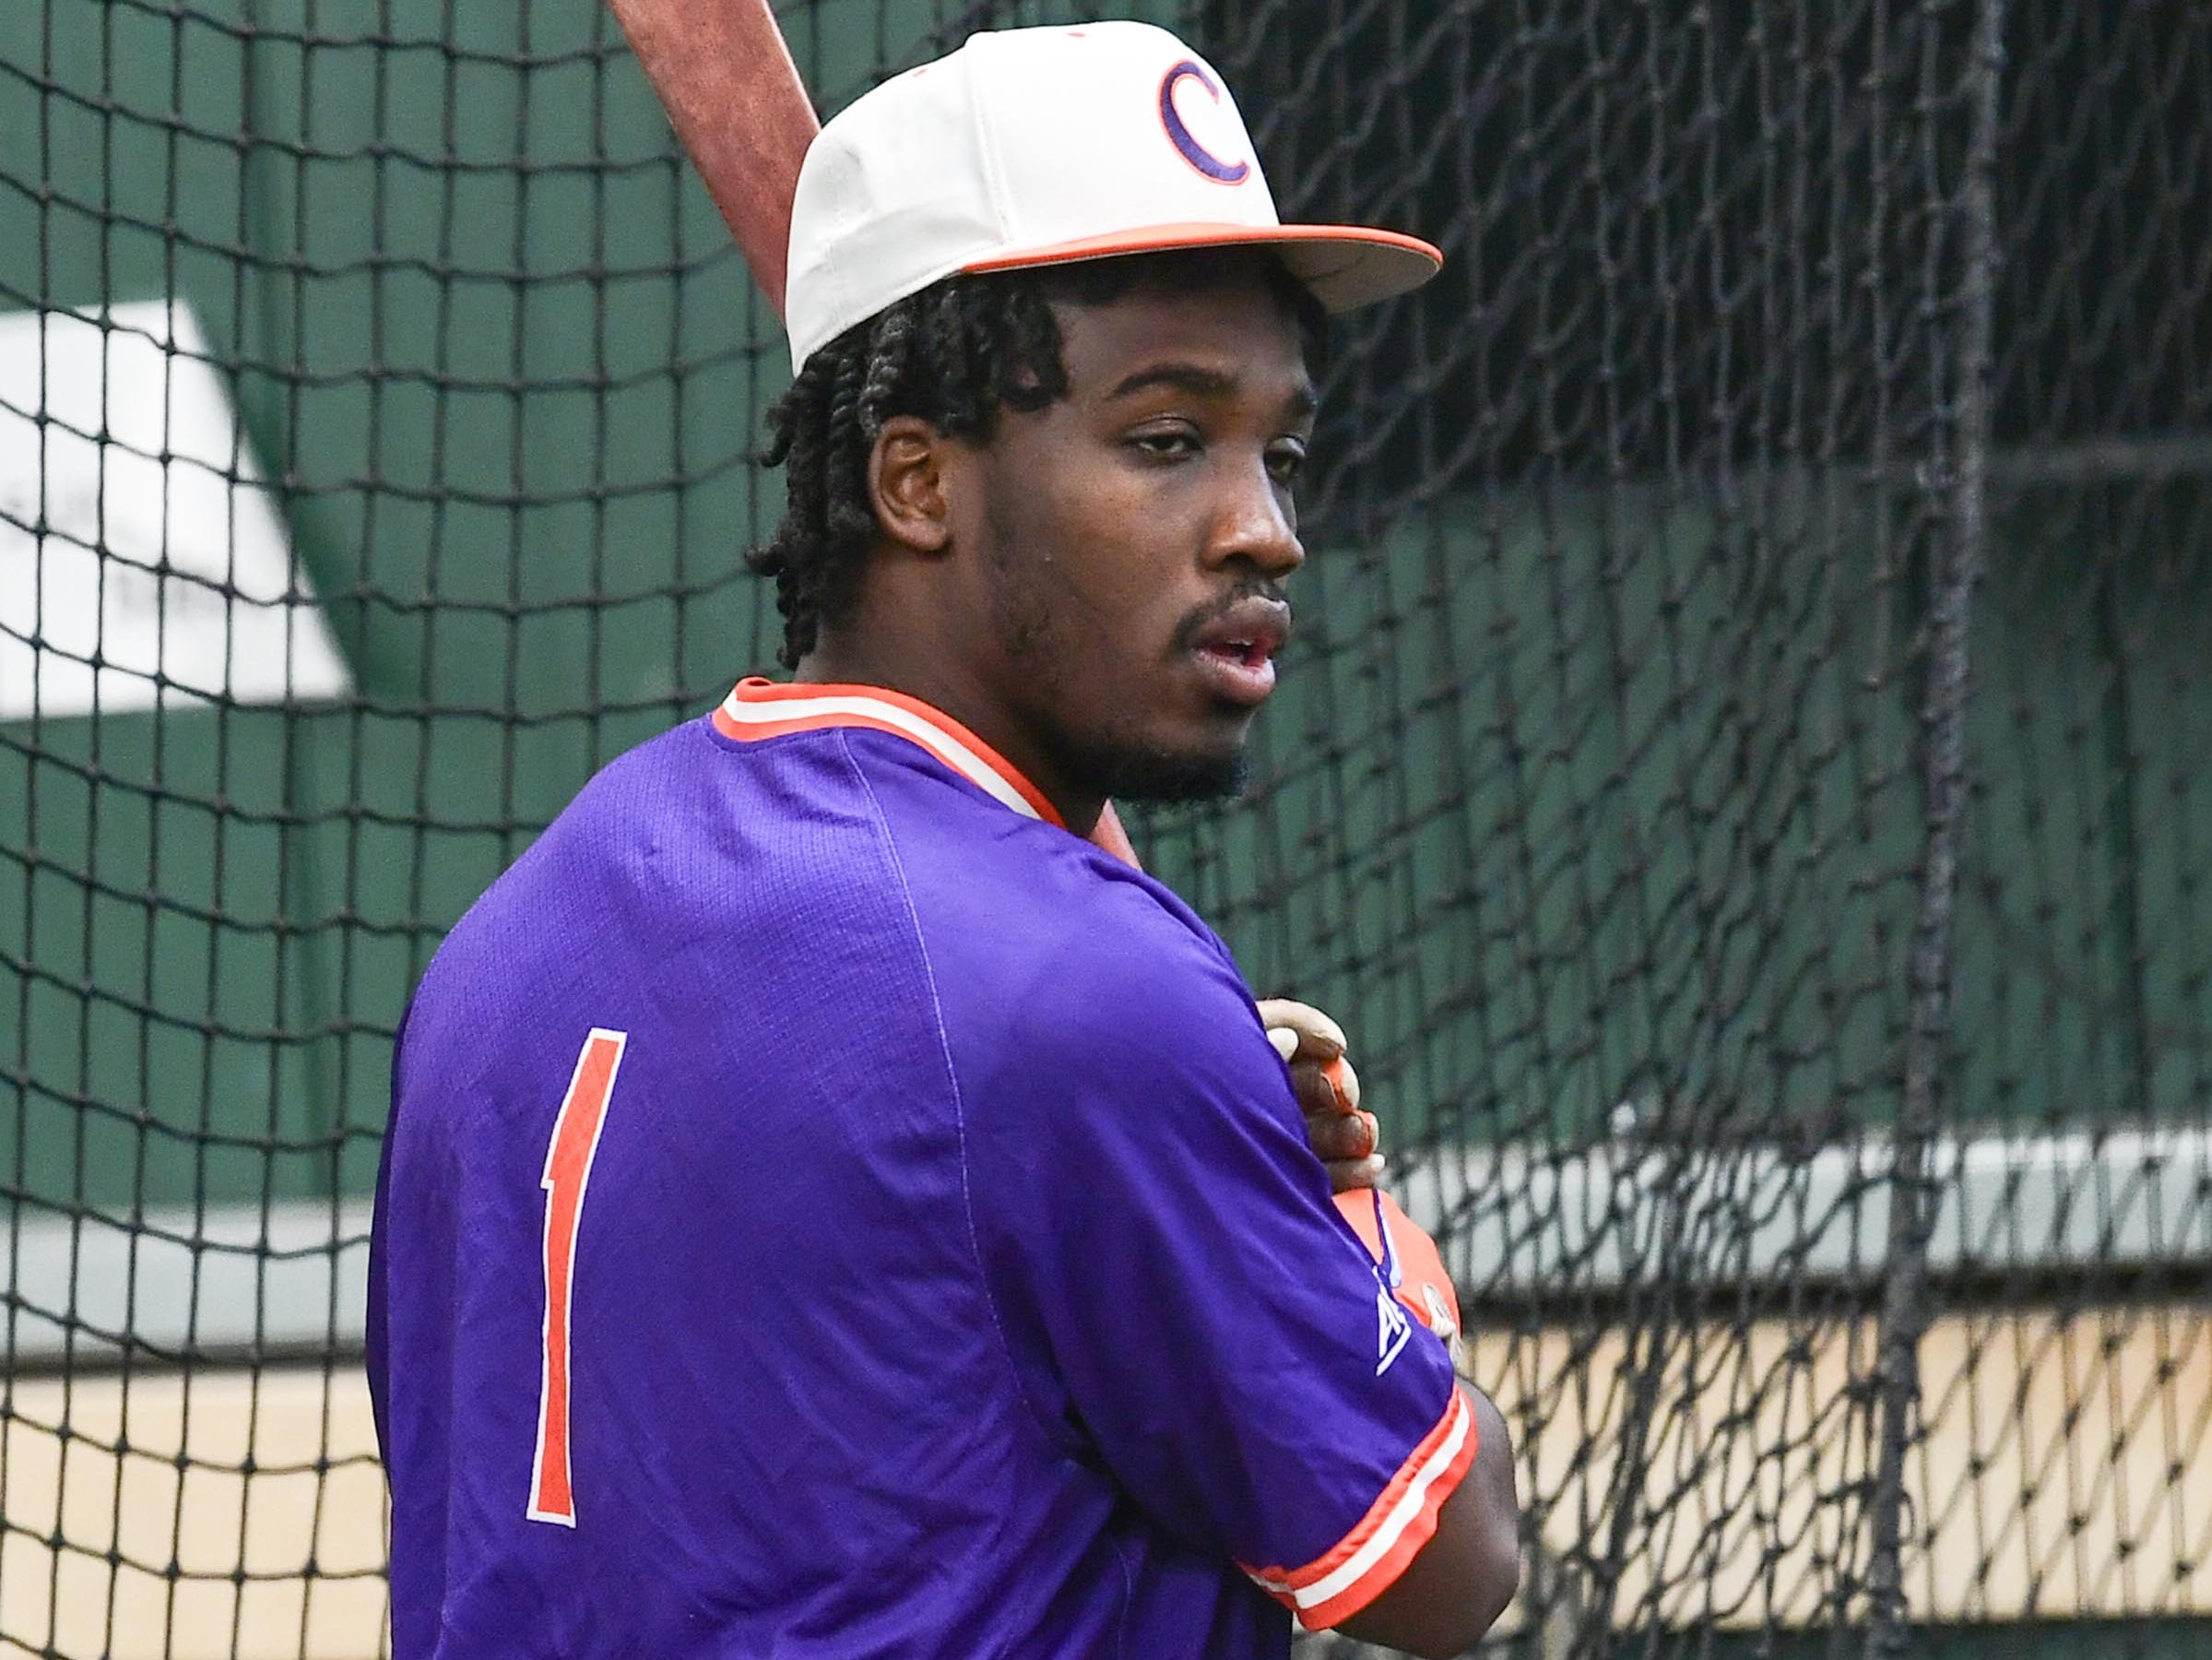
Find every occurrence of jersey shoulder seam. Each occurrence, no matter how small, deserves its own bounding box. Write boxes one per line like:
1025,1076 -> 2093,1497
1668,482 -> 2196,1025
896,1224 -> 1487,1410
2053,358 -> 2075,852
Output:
834,729 -> 1073,1464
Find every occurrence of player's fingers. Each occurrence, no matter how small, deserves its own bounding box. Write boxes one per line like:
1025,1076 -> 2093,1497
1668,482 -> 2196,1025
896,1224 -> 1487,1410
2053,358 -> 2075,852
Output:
1326,1154 -> 1387,1193
1306,1109 -> 1379,1164
1289,1055 -> 1363,1121
1324,1054 -> 1361,1114
1288,1057 -> 1348,1119
1305,1112 -> 1366,1164
1254,998 -> 1347,1061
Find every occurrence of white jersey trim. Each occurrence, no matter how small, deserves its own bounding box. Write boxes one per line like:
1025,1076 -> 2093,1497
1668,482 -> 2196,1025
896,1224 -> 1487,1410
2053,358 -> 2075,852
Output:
715,684 -> 1047,823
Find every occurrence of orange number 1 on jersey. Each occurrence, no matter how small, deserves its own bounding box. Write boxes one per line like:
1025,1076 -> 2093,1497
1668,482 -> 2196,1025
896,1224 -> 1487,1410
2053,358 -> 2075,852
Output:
526,1027 -> 628,1526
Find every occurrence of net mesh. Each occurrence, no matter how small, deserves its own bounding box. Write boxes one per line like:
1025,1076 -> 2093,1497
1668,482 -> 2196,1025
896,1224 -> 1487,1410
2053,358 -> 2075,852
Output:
2,0 -> 2207,1655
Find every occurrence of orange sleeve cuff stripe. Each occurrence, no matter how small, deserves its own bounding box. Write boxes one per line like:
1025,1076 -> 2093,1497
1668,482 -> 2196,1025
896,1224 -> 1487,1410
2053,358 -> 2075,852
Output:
1239,1385 -> 1477,1631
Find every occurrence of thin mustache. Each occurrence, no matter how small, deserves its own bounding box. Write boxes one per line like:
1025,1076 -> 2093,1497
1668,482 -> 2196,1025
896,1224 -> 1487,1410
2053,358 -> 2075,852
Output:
1011,544 -> 1292,656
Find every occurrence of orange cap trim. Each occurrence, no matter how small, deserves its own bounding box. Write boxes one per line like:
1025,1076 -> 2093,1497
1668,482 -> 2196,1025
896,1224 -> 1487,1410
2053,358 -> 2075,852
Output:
961,219 -> 1442,279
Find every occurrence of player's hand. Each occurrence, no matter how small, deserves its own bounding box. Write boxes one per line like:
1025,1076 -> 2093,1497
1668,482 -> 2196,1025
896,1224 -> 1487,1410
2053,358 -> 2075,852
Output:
1257,998 -> 1382,1193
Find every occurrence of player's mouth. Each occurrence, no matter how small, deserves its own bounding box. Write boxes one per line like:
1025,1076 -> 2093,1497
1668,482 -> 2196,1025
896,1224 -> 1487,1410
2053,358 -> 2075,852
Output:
1188,599 -> 1290,707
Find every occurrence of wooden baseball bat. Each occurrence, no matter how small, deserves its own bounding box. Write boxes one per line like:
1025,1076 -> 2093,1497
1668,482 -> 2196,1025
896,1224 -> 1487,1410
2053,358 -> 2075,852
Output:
604,0 -> 816,314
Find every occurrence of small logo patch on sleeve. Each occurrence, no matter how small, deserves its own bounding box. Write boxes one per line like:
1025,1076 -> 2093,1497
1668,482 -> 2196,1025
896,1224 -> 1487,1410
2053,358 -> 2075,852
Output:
1374,1279 -> 1413,1376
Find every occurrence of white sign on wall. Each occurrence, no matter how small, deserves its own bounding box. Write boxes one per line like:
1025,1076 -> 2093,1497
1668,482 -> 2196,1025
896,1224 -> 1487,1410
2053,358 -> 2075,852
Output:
0,299 -> 352,720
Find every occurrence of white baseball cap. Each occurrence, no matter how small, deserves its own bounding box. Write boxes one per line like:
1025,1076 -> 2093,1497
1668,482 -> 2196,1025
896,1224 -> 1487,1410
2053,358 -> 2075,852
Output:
782,20 -> 1442,369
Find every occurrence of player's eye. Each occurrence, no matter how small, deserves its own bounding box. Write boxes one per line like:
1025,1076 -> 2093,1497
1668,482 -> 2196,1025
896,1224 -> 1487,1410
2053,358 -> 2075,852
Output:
1130,426 -> 1201,460
1267,439 -> 1309,485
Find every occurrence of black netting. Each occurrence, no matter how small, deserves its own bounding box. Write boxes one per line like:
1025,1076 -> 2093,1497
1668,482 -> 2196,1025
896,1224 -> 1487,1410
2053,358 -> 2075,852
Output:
2,1 -> 2206,1655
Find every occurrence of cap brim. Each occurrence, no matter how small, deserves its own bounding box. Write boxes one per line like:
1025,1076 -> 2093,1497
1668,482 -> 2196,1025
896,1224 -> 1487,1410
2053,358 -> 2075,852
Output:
961,221 -> 1441,313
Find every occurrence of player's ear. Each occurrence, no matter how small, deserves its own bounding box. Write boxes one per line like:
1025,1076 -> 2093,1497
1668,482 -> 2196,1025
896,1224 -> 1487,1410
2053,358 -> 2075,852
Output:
869,416 -> 953,555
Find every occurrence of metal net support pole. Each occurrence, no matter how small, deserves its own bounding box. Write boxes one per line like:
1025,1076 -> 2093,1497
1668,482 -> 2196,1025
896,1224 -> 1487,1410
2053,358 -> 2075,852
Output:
1863,0 -> 2006,1653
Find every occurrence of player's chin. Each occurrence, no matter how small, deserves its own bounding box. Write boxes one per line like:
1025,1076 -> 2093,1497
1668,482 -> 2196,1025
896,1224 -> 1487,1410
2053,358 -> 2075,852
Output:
1078,715 -> 1252,805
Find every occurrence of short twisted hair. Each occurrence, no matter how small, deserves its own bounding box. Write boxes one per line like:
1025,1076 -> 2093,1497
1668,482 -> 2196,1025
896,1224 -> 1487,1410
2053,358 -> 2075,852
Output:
749,250 -> 1327,669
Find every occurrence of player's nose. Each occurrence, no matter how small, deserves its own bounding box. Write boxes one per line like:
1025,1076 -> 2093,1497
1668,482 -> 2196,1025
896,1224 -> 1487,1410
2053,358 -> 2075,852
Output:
1202,459 -> 1304,579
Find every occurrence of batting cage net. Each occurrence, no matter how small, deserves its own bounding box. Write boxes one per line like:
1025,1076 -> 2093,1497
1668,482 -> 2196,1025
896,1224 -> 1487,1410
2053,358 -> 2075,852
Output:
2,0 -> 2207,1654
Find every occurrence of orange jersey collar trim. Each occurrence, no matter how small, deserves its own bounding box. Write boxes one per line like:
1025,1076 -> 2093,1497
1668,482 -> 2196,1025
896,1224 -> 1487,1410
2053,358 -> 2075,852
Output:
711,678 -> 1066,830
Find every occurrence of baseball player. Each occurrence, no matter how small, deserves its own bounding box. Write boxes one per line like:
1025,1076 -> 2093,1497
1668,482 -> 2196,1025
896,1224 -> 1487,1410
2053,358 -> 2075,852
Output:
368,20 -> 1519,1657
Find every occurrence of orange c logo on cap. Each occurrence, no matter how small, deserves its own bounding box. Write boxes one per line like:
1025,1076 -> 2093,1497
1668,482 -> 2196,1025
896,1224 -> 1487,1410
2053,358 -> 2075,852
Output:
1159,60 -> 1251,184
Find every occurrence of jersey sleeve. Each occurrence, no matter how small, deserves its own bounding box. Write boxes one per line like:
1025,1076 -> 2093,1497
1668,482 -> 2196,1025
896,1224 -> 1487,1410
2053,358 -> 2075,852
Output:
960,914 -> 1476,1630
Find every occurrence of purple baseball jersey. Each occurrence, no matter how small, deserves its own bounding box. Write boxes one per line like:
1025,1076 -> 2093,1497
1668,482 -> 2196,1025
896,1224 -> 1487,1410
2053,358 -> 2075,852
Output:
367,678 -> 1474,1658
